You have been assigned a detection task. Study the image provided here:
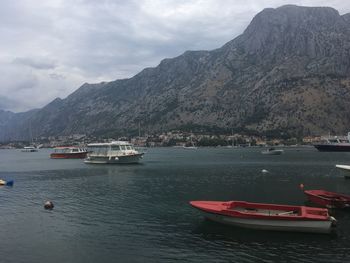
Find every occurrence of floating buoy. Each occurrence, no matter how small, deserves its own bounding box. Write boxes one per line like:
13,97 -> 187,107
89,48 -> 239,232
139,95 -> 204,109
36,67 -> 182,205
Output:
261,169 -> 269,173
44,201 -> 54,210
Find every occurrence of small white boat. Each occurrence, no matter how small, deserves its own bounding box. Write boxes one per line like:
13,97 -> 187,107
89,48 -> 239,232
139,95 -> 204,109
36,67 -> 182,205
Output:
21,146 -> 38,152
335,165 -> 350,178
261,148 -> 284,155
183,136 -> 197,149
183,146 -> 198,150
84,141 -> 144,164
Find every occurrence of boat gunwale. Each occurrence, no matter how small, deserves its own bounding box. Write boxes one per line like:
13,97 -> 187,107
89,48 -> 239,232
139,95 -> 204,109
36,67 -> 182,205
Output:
190,201 -> 331,221
304,190 -> 350,207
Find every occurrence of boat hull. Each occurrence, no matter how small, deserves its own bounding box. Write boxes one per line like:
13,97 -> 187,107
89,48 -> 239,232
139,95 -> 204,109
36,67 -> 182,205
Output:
84,153 -> 144,164
21,149 -> 38,152
202,211 -> 334,234
335,165 -> 350,178
262,150 -> 283,155
183,146 -> 198,150
50,152 -> 88,159
314,144 -> 350,152
304,190 -> 350,209
190,201 -> 335,234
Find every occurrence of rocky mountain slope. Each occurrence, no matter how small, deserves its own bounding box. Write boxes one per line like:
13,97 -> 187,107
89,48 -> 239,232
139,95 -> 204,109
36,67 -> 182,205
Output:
1,5 -> 350,141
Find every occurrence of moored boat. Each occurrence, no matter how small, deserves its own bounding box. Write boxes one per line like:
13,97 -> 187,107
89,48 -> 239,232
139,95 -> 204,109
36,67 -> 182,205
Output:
190,200 -> 336,234
261,148 -> 284,155
84,141 -> 144,164
21,146 -> 38,152
314,132 -> 350,152
335,164 -> 350,178
183,136 -> 197,149
304,190 -> 350,209
50,146 -> 88,159
183,145 -> 198,150
0,179 -> 14,186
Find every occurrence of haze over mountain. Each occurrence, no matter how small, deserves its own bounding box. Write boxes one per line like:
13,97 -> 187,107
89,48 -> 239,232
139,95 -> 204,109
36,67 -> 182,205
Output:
1,5 -> 350,141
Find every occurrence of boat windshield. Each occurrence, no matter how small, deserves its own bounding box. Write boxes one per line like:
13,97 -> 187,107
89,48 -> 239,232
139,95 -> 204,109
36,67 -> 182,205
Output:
88,143 -> 135,154
116,145 -> 134,151
111,145 -> 121,151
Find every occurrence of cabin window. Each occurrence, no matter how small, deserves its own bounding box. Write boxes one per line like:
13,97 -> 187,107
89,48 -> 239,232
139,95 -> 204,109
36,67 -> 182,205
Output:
111,145 -> 121,151
89,146 -> 108,155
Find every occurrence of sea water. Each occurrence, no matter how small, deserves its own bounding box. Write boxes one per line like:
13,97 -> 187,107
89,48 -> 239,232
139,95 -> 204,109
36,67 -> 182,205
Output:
0,147 -> 350,262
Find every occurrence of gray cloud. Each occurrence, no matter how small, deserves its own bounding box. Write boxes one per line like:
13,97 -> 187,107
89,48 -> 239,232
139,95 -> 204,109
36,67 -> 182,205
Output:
13,57 -> 56,70
0,0 -> 349,112
49,73 -> 65,80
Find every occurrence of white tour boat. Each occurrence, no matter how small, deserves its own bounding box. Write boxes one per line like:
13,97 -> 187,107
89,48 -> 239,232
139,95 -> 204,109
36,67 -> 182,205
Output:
21,146 -> 38,152
84,141 -> 144,164
261,147 -> 284,155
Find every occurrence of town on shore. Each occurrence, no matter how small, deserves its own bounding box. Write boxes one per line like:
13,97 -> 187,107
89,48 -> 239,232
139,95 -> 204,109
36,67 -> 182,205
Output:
0,131 -> 323,149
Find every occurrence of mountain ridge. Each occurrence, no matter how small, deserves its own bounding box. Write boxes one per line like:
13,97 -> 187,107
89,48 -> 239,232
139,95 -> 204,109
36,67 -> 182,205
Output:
1,5 -> 350,141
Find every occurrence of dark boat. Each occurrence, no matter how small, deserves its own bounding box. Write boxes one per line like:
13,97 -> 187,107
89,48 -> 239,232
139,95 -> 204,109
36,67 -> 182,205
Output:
304,190 -> 350,209
261,147 -> 284,155
50,146 -> 88,159
314,132 -> 350,152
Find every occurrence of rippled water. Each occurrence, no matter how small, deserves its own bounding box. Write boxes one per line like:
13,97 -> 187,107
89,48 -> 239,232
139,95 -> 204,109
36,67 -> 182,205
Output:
1,147 -> 350,262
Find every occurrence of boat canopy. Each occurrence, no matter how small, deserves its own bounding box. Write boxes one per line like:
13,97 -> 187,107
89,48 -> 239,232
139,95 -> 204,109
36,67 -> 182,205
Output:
87,141 -> 136,155
53,147 -> 86,153
87,141 -> 133,147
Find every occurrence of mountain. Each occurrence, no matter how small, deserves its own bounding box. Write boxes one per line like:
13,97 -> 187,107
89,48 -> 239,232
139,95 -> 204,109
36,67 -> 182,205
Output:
1,5 -> 350,141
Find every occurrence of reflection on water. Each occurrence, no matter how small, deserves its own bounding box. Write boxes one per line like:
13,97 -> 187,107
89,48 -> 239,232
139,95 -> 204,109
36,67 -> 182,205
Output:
0,147 -> 350,262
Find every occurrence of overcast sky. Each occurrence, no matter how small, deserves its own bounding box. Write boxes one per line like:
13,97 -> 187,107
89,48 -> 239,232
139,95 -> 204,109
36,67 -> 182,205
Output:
1,0 -> 349,112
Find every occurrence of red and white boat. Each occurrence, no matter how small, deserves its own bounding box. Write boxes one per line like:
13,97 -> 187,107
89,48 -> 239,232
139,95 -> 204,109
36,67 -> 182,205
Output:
50,146 -> 88,159
304,190 -> 350,209
190,200 -> 336,234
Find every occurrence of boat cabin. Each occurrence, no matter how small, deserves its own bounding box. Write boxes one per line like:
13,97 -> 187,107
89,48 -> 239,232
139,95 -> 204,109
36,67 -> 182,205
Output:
53,147 -> 86,153
87,141 -> 137,156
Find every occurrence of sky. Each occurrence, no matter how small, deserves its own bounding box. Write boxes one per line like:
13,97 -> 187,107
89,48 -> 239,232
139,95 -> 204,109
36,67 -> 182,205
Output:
1,0 -> 349,112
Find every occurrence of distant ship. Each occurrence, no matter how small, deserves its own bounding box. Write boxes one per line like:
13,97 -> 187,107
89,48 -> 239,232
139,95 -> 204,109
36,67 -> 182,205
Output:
261,147 -> 284,155
21,146 -> 38,152
314,132 -> 350,152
